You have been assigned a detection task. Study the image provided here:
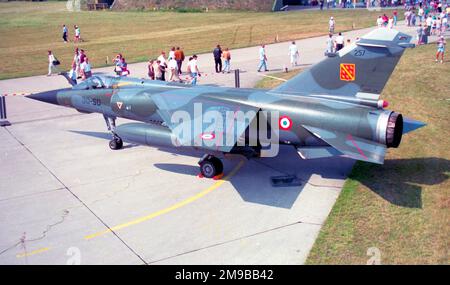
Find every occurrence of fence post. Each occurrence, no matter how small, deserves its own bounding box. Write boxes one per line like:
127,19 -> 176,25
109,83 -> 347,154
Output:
234,69 -> 240,88
0,95 -> 11,127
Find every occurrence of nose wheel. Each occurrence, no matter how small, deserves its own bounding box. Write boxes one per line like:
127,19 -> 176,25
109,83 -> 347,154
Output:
109,135 -> 123,150
198,155 -> 223,179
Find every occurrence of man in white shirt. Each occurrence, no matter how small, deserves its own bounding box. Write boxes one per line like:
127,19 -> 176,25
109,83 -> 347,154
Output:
326,34 -> 334,54
377,16 -> 384,28
329,17 -> 335,34
167,57 -> 179,82
188,55 -> 200,85
335,32 -> 344,51
288,41 -> 299,67
47,50 -> 59,76
157,51 -> 167,81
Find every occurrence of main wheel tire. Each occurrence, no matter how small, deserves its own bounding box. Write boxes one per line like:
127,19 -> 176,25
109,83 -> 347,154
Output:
199,157 -> 223,178
109,138 -> 123,150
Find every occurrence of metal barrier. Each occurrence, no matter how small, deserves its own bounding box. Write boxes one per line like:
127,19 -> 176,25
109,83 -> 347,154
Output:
0,95 -> 11,126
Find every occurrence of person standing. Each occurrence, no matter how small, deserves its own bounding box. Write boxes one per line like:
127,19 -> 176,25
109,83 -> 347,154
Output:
393,10 -> 398,26
329,17 -> 335,34
169,47 -> 176,61
377,16 -> 384,28
188,55 -> 200,85
288,41 -> 299,67
222,47 -> 231,73
417,24 -> 424,45
74,25 -> 80,42
47,50 -> 59,76
80,58 -> 92,80
174,47 -> 185,75
436,36 -> 446,63
167,57 -> 179,82
257,44 -> 268,72
388,16 -> 394,29
326,34 -> 334,54
153,60 -> 163,81
213,45 -> 222,73
148,59 -> 155,80
335,32 -> 344,51
157,51 -> 167,81
62,24 -> 68,43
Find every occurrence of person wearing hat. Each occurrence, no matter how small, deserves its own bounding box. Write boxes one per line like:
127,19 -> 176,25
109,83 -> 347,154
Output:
329,17 -> 335,34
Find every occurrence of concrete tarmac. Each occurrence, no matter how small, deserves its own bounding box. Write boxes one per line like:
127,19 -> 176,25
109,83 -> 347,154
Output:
0,22 -> 429,264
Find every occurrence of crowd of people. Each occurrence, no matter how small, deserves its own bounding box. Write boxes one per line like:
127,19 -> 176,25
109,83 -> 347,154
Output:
48,5 -> 448,82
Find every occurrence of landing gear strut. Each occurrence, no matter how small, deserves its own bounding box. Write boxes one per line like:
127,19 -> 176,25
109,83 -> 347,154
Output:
198,154 -> 223,179
103,115 -> 123,150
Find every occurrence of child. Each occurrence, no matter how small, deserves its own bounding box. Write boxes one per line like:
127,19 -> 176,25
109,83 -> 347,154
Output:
436,36 -> 446,63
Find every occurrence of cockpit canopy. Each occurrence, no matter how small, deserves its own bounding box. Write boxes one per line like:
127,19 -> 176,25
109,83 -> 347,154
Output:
72,76 -> 114,90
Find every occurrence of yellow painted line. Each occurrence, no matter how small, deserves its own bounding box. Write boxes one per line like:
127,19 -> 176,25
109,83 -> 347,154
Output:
16,247 -> 50,258
85,160 -> 245,240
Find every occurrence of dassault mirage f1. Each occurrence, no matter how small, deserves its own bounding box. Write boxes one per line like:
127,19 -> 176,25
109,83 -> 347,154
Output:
28,29 -> 425,178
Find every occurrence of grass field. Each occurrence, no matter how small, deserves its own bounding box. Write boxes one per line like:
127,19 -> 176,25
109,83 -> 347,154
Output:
256,44 -> 449,264
0,1 -> 398,79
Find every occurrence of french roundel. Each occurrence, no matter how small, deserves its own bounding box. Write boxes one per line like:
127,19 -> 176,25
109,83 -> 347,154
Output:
279,116 -> 293,130
200,133 -> 215,140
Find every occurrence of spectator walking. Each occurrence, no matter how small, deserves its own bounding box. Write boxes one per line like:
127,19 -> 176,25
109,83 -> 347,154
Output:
436,36 -> 446,63
47,50 -> 59,76
174,47 -> 185,75
169,47 -> 176,61
188,55 -> 200,85
289,41 -> 299,67
222,47 -> 231,73
62,24 -> 68,43
335,32 -> 344,51
257,44 -> 268,72
213,45 -> 222,73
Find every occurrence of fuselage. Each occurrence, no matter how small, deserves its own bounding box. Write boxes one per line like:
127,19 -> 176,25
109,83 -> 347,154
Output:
51,76 -> 399,150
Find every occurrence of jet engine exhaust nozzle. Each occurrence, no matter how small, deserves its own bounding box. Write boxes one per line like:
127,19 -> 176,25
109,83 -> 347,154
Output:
386,112 -> 403,148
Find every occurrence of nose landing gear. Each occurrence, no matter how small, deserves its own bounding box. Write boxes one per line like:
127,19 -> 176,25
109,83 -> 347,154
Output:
198,154 -> 224,179
103,114 -> 123,150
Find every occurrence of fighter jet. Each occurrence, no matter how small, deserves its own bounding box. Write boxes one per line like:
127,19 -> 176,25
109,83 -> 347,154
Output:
28,29 -> 425,178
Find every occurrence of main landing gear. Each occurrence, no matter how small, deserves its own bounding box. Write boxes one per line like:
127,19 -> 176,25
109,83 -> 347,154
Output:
198,154 -> 224,179
103,115 -> 123,150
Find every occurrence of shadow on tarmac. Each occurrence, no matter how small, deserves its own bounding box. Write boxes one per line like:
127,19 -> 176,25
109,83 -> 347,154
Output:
69,130 -> 448,209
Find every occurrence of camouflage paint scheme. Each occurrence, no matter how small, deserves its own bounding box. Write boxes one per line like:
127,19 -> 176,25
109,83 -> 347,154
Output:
28,29 -> 425,165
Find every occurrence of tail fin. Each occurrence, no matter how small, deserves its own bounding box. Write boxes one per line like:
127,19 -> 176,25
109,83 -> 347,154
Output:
272,29 -> 414,98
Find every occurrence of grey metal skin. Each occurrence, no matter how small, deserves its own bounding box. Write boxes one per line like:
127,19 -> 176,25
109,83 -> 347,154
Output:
28,29 -> 425,165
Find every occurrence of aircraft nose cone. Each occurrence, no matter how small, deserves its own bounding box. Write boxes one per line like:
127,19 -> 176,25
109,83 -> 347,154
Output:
26,90 -> 60,105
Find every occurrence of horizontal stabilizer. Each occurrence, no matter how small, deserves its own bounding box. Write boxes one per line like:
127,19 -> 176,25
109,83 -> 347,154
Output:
403,117 -> 426,134
302,125 -> 386,164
